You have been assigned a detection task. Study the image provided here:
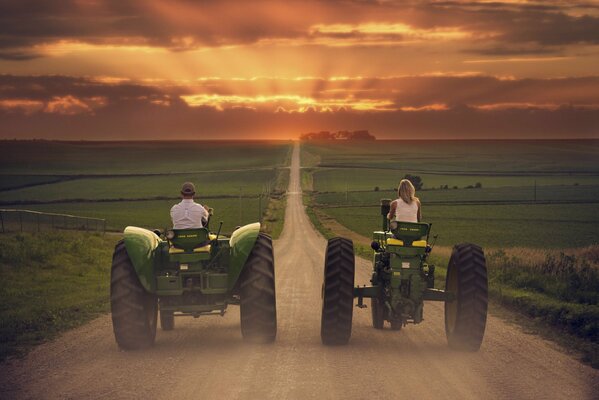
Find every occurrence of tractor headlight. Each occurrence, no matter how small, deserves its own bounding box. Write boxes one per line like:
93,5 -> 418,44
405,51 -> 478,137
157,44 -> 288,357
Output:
166,229 -> 175,240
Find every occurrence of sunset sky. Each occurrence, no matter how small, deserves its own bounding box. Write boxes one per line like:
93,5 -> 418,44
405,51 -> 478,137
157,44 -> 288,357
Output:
0,0 -> 598,139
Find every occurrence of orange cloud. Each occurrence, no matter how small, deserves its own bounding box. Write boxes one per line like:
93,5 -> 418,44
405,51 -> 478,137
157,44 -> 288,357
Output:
44,96 -> 106,115
0,99 -> 44,114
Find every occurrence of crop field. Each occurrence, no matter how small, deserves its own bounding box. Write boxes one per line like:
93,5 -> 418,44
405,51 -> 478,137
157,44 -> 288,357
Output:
0,141 -> 290,174
0,140 -> 291,236
322,203 -> 599,248
302,140 -> 599,249
302,140 -> 599,173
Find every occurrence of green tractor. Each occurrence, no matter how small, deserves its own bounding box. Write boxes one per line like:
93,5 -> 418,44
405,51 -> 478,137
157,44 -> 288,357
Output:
321,199 -> 488,351
110,215 -> 276,350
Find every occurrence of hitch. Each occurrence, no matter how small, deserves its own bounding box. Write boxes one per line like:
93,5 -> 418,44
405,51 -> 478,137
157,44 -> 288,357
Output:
356,286 -> 368,308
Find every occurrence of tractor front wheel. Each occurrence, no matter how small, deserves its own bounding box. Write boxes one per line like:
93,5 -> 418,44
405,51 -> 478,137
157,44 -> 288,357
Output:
240,233 -> 277,343
160,310 -> 175,331
110,240 -> 157,350
321,237 -> 355,345
371,297 -> 384,329
444,243 -> 488,351
390,317 -> 403,331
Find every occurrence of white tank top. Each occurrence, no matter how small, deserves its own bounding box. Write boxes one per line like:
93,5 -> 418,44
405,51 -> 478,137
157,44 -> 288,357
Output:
394,198 -> 418,223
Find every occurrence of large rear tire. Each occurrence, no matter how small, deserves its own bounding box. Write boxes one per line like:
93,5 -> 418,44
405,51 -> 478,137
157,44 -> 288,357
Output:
371,297 -> 384,329
160,310 -> 174,331
240,233 -> 277,343
444,243 -> 488,351
110,240 -> 157,350
321,237 -> 355,345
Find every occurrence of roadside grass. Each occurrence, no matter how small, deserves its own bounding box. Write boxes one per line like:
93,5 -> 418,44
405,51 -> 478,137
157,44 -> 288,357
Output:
261,169 -> 290,239
0,231 -> 115,361
431,247 -> 599,368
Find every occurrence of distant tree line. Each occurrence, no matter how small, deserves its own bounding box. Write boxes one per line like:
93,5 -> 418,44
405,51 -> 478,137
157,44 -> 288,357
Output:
373,176 -> 484,191
300,130 -> 376,141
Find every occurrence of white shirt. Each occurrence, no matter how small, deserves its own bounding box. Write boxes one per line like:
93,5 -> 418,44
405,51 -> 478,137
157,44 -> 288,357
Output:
393,198 -> 419,223
170,199 -> 208,229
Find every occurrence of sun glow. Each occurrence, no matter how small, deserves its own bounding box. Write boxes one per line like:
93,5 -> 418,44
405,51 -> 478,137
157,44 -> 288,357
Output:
181,93 -> 394,111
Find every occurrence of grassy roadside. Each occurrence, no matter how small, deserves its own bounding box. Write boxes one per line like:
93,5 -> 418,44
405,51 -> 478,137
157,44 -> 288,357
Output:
303,194 -> 599,368
260,146 -> 292,239
261,168 -> 290,239
0,231 -> 116,361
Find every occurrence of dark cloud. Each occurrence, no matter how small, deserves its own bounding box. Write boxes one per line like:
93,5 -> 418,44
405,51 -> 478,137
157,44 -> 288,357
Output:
0,1 -> 598,57
0,74 -> 597,139
1,74 -> 598,109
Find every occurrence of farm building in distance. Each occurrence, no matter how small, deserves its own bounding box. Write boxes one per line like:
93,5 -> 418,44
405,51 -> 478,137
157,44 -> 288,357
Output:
300,130 -> 376,141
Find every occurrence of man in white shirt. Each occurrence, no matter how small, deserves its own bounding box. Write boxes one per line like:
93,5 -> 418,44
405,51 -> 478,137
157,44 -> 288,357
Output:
170,182 -> 210,229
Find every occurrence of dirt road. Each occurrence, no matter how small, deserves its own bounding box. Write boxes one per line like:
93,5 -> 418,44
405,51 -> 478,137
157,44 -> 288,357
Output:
1,142 -> 598,399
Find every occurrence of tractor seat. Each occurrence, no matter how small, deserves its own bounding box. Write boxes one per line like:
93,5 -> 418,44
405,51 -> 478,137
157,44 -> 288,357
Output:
387,238 -> 427,247
167,228 -> 217,253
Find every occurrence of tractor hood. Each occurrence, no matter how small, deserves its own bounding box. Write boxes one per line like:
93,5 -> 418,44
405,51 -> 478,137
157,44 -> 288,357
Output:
228,222 -> 261,291
123,226 -> 161,291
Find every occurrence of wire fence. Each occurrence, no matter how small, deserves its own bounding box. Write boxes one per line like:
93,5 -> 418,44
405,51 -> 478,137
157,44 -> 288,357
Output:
0,209 -> 106,234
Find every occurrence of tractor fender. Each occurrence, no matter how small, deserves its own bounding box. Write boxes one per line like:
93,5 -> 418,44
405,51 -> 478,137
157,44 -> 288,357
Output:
123,226 -> 160,292
228,222 -> 261,291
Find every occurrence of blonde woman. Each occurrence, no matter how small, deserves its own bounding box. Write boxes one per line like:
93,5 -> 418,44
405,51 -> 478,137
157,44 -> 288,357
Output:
388,179 -> 421,223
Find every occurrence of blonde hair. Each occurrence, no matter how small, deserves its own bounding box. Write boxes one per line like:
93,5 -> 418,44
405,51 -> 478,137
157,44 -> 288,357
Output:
398,179 -> 417,204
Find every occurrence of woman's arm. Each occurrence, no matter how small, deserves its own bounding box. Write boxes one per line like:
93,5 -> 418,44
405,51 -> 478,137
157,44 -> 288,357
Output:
416,199 -> 422,222
387,200 -> 397,220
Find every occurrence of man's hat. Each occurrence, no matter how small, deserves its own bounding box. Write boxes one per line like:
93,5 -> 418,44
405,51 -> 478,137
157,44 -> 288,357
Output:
181,182 -> 195,195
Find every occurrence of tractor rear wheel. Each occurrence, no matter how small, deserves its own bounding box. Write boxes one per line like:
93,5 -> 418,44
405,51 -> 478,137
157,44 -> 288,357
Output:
371,297 -> 384,329
321,237 -> 355,345
444,243 -> 488,351
110,240 -> 157,350
240,233 -> 277,343
160,310 -> 174,331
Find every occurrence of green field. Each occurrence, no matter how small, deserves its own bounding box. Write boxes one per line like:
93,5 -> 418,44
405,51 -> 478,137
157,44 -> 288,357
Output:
0,140 -> 291,174
322,203 -> 599,248
302,140 -> 599,249
2,198 -> 263,235
0,169 -> 279,202
311,168 -> 599,192
0,140 -> 292,237
301,140 -> 599,173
